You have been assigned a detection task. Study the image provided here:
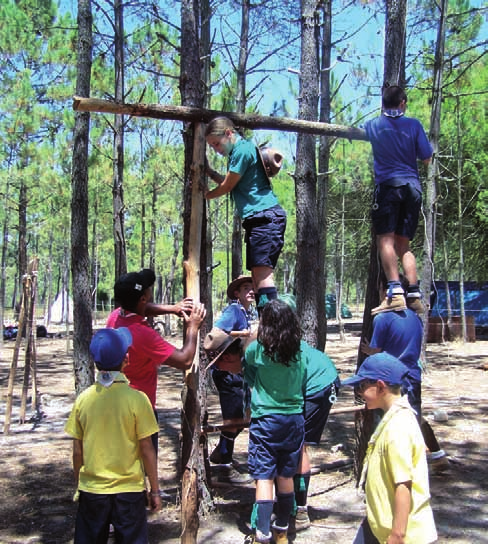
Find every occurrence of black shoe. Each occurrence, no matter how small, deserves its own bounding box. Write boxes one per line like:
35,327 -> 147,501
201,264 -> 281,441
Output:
209,446 -> 232,465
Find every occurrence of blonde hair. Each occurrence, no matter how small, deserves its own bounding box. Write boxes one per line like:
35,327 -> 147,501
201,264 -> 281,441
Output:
205,116 -> 236,138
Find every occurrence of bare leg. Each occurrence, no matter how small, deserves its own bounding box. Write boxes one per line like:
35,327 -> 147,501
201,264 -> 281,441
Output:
376,233 -> 400,281
252,266 -> 275,291
395,234 -> 417,285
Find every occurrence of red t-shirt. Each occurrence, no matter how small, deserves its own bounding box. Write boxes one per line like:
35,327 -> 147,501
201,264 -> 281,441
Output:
106,309 -> 176,407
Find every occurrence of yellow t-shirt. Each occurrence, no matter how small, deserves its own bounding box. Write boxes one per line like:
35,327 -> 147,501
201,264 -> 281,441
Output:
65,375 -> 159,494
365,401 -> 437,544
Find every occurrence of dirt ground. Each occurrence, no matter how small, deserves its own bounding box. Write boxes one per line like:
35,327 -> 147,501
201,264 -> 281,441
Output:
1,325 -> 488,544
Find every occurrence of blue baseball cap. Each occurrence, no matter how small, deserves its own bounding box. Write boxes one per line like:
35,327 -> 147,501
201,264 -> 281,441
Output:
90,327 -> 132,370
342,352 -> 409,386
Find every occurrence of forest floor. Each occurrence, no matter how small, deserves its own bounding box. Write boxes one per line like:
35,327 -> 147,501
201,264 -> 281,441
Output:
1,324 -> 488,543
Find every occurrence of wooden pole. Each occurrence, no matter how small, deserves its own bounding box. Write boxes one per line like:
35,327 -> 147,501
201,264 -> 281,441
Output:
201,405 -> 365,434
3,276 -> 28,434
20,258 -> 39,424
181,123 -> 205,544
72,96 -> 368,141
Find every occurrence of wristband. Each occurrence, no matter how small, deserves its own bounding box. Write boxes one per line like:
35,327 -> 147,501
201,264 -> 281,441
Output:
150,490 -> 161,497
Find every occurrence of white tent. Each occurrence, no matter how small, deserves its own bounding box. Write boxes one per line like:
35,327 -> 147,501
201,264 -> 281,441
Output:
50,291 -> 73,324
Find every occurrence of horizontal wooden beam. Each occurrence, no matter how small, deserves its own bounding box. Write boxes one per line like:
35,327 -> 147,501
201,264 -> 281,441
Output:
202,404 -> 364,434
72,96 -> 368,142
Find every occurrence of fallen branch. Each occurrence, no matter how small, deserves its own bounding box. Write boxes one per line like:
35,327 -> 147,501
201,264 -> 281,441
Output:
72,96 -> 368,142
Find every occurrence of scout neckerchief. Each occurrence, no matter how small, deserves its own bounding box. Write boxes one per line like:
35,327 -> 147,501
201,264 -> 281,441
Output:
96,370 -> 126,388
359,395 -> 415,491
383,109 -> 404,118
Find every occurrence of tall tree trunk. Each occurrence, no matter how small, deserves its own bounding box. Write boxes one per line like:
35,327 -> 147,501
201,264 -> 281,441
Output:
230,0 -> 250,280
383,0 -> 406,87
112,0 -> 127,279
420,0 -> 447,345
71,0 -> 94,395
317,0 -> 333,349
180,1 -> 207,541
295,0 -> 321,347
355,0 -> 408,480
455,95 -> 466,341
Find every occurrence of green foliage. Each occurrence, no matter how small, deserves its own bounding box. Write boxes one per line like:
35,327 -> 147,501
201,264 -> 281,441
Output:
0,0 -> 486,321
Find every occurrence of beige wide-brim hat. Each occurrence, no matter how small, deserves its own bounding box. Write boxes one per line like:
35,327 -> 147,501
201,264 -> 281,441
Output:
226,275 -> 253,300
203,327 -> 240,369
259,147 -> 283,178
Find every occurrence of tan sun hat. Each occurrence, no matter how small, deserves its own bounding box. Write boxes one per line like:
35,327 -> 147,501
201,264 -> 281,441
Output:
258,147 -> 283,178
226,275 -> 253,300
204,327 -> 240,369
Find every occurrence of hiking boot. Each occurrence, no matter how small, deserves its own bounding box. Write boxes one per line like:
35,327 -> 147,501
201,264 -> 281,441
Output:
371,294 -> 407,315
217,465 -> 253,485
288,507 -> 310,534
406,296 -> 426,315
271,526 -> 288,544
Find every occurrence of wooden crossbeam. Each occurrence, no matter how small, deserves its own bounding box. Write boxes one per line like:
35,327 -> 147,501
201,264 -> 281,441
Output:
202,404 -> 364,434
72,96 -> 368,141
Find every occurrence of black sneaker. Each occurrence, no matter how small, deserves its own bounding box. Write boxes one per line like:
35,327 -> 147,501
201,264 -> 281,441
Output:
209,446 -> 232,465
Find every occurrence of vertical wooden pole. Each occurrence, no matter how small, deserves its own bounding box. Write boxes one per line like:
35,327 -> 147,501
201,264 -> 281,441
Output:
3,275 -> 28,434
181,123 -> 205,544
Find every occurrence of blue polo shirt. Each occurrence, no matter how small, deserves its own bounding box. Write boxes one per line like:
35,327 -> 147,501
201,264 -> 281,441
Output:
215,302 -> 250,333
228,137 -> 279,219
364,114 -> 432,192
369,309 -> 422,382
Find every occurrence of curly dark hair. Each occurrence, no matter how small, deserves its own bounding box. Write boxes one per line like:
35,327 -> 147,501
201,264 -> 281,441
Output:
258,299 -> 302,366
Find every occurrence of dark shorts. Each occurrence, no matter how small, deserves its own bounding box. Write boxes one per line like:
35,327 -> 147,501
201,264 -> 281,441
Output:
248,413 -> 304,480
402,377 -> 422,423
304,378 -> 340,444
371,183 -> 421,239
74,491 -> 147,544
242,205 -> 287,270
211,368 -> 249,420
353,518 -> 380,544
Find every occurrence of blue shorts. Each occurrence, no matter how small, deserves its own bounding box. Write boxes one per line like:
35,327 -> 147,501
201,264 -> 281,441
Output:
371,182 -> 421,240
402,377 -> 422,423
74,491 -> 147,544
304,378 -> 340,444
242,205 -> 286,270
211,368 -> 249,421
248,413 -> 304,480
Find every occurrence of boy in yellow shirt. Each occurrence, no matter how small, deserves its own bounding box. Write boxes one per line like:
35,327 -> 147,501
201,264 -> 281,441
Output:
65,328 -> 161,544
343,352 -> 437,544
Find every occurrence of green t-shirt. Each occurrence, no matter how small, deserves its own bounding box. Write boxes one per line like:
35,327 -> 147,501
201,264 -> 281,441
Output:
243,339 -> 306,419
65,374 -> 159,494
302,342 -> 339,396
228,137 -> 279,219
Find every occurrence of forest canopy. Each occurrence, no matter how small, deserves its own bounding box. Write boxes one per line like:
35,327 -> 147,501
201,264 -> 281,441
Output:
0,0 -> 487,325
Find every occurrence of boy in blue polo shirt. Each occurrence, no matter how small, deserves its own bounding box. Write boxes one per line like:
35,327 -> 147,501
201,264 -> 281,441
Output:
364,85 -> 432,315
65,328 -> 161,544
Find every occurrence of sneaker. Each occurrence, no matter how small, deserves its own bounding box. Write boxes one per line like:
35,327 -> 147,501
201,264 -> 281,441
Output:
371,294 -> 407,315
407,297 -> 426,315
271,526 -> 288,544
288,507 -> 310,534
217,465 -> 253,485
428,449 -> 450,472
243,532 -> 271,543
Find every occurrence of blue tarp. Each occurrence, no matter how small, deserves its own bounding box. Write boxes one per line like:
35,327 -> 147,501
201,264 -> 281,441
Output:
430,281 -> 488,326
